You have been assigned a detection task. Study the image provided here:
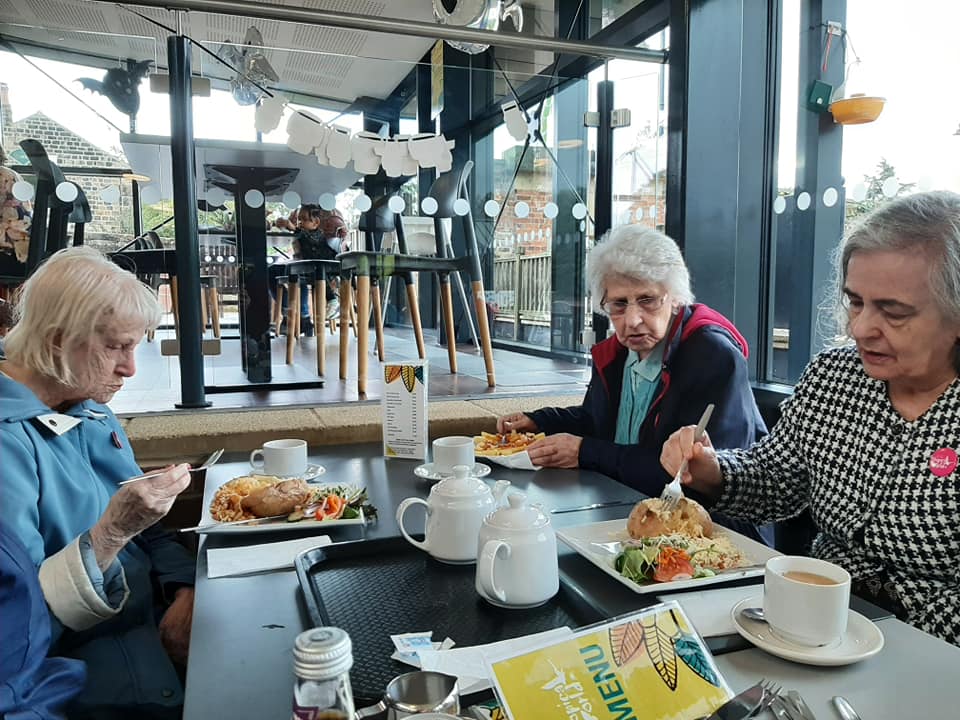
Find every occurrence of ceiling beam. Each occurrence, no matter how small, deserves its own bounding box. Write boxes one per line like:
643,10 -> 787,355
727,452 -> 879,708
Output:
107,0 -> 667,63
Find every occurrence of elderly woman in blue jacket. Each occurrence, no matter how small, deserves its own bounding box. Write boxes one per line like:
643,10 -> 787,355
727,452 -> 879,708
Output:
0,247 -> 195,719
497,225 -> 768,539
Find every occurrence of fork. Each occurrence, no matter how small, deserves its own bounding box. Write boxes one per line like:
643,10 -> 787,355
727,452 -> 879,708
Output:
753,680 -> 783,718
119,448 -> 225,485
660,403 -> 714,511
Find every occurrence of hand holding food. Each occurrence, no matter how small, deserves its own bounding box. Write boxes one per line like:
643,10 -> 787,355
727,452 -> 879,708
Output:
496,412 -> 538,434
660,425 -> 724,498
525,433 -> 582,469
91,464 -> 192,570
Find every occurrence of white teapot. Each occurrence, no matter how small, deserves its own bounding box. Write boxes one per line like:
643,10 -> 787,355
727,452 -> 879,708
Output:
397,466 -> 509,564
475,492 -> 559,608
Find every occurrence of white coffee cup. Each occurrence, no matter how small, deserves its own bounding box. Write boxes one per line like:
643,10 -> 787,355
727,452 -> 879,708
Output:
249,439 -> 308,477
431,436 -> 475,474
763,555 -> 851,647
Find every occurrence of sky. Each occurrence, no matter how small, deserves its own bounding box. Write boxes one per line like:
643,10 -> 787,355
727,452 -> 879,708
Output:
2,1 -> 958,195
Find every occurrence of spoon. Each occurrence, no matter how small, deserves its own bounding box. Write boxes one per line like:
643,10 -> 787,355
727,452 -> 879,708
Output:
832,696 -> 863,720
741,606 -> 768,623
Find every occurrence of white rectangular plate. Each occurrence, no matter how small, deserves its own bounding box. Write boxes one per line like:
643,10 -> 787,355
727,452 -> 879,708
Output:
556,518 -> 780,595
198,480 -> 367,535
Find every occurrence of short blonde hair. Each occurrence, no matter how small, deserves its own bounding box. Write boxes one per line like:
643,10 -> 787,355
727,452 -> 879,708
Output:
587,225 -> 694,311
5,246 -> 161,386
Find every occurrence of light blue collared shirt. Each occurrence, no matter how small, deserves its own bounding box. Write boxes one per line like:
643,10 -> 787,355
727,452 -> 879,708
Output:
614,342 -> 665,444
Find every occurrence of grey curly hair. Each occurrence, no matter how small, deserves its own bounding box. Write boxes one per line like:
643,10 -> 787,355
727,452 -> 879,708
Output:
587,225 -> 694,312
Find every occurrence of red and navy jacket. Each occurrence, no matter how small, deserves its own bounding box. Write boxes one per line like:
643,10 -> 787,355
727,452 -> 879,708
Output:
528,303 -> 767,497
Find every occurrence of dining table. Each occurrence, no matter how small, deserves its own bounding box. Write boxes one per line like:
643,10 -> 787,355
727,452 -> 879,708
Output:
182,443 -> 960,719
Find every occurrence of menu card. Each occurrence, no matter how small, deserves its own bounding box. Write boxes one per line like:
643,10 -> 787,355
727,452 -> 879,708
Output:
381,359 -> 428,460
488,601 -> 732,720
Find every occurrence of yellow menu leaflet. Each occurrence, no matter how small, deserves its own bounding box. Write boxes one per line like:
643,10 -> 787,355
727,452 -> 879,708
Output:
489,602 -> 731,720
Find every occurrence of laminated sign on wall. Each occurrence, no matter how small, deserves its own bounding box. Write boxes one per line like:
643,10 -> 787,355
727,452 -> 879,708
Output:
382,359 -> 428,460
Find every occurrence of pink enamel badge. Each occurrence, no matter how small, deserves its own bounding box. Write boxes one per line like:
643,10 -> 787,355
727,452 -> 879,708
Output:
929,447 -> 958,477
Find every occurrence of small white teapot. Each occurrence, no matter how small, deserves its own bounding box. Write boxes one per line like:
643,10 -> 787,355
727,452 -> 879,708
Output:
397,466 -> 509,564
475,492 -> 559,608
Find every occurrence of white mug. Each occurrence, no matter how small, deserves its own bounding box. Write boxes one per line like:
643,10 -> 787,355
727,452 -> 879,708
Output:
249,439 -> 308,477
431,436 -> 474,475
763,555 -> 851,647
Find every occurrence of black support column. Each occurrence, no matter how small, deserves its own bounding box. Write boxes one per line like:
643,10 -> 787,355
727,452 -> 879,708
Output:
665,0 -> 782,380
168,34 -> 209,408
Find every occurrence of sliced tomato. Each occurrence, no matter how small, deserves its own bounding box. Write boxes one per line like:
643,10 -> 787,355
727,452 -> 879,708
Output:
314,494 -> 345,521
653,547 -> 694,583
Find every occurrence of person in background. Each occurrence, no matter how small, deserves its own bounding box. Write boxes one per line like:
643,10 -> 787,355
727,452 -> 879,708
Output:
662,191 -> 960,646
0,297 -> 13,359
0,246 -> 196,718
0,146 -> 31,277
1,521 -> 86,719
273,204 -> 349,336
497,225 -> 769,543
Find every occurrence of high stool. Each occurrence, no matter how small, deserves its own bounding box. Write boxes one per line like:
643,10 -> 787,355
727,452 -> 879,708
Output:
199,275 -> 221,338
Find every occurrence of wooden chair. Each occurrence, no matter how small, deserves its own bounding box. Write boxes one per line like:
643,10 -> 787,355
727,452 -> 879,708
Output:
337,161 -> 496,395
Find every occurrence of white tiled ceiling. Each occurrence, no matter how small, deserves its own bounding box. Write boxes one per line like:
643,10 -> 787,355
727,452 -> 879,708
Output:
0,0 -> 439,105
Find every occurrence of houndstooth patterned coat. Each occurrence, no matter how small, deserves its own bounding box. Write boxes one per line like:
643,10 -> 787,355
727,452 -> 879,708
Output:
715,346 -> 960,645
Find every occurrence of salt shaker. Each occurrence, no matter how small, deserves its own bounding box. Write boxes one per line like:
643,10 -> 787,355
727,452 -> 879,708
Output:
292,627 -> 355,720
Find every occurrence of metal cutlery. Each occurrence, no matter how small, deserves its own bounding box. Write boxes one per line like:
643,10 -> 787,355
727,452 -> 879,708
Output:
550,500 -> 637,514
831,696 -> 863,720
786,690 -> 817,720
120,448 -> 225,486
661,403 -> 714,511
178,512 -> 290,533
701,678 -> 779,720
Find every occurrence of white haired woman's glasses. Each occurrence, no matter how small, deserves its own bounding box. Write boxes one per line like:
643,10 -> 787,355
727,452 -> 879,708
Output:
600,293 -> 668,317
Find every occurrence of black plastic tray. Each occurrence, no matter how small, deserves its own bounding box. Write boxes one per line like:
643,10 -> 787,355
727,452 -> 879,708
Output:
295,535 -> 604,703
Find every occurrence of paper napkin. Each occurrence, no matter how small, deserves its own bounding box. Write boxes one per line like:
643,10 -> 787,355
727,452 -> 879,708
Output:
206,535 -> 332,578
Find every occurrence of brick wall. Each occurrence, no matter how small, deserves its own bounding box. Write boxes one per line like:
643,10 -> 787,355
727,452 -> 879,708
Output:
1,84 -> 133,245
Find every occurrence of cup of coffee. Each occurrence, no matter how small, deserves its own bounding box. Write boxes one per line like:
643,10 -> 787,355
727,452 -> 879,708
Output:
763,555 -> 851,647
431,436 -> 475,475
250,439 -> 308,477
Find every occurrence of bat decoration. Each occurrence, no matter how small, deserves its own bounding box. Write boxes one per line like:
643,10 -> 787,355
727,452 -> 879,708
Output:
77,60 -> 153,118
218,26 -> 279,106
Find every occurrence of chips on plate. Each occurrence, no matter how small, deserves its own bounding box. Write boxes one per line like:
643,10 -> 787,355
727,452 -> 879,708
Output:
474,430 -> 545,457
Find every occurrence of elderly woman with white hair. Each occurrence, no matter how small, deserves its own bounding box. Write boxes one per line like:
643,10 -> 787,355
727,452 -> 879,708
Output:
0,247 -> 195,718
498,225 -> 767,537
663,190 -> 960,646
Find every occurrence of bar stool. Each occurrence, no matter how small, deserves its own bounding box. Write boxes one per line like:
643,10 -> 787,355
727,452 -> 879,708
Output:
338,161 -> 496,395
199,275 -> 221,338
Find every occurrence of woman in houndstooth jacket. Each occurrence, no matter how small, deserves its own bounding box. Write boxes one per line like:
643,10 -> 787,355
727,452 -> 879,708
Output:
662,191 -> 960,646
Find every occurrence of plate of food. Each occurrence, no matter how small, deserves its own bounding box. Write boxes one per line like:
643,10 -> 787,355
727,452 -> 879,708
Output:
473,431 -> 545,470
196,475 -> 376,534
556,497 -> 780,594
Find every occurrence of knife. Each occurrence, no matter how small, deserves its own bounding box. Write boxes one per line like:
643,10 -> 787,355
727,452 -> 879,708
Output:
179,514 -> 290,533
702,682 -> 764,720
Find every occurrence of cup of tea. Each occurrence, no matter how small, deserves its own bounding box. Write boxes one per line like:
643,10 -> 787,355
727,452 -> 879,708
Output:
431,436 -> 475,475
250,438 -> 308,477
762,555 -> 851,647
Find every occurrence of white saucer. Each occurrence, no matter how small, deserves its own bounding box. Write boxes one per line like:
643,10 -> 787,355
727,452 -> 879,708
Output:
251,464 -> 326,482
731,596 -> 884,666
414,462 -> 491,481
